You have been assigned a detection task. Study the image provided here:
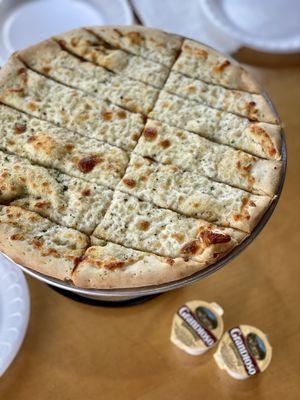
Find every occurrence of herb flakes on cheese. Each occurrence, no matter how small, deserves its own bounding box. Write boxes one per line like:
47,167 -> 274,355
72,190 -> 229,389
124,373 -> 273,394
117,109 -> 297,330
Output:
0,104 -> 128,188
118,154 -> 270,232
0,57 -> 144,151
93,191 -> 245,259
149,91 -> 281,160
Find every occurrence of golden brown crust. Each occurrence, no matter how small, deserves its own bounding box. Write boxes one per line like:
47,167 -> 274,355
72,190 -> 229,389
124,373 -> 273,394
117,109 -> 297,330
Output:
247,122 -> 282,161
73,230 -> 246,289
18,39 -> 62,67
72,245 -> 200,288
174,39 -> 261,93
88,25 -> 183,67
0,55 -> 27,97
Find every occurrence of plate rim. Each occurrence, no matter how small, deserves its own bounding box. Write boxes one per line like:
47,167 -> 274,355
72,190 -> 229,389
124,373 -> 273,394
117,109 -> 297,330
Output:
201,0 -> 300,53
0,0 -> 134,65
0,257 -> 30,376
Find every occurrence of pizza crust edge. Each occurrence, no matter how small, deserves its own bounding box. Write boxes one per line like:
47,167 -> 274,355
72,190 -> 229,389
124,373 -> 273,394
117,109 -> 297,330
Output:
0,206 -> 89,282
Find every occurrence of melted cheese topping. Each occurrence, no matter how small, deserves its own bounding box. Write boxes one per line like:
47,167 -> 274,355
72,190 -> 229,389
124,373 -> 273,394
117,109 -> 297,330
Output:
0,63 -> 144,151
134,120 -> 280,196
0,151 -> 112,234
90,26 -> 182,67
20,41 -> 159,114
0,105 -> 128,188
55,28 -> 170,88
165,71 -> 277,124
118,154 -> 270,232
94,191 -> 243,258
173,39 -> 259,92
150,91 -> 279,159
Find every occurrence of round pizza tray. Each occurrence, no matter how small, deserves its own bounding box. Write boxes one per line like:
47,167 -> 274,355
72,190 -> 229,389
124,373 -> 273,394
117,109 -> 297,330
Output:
2,91 -> 286,302
0,41 -> 287,303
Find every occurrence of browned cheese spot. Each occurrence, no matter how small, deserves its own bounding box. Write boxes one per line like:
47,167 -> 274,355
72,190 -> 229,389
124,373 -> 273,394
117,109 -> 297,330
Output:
34,201 -> 51,209
42,66 -> 51,74
27,136 -> 36,143
14,123 -> 27,134
28,102 -> 38,111
184,44 -> 208,59
250,124 -> 277,157
117,110 -> 127,119
242,197 -> 249,206
9,88 -> 25,94
57,39 -> 66,49
143,156 -> 154,164
243,164 -> 252,172
10,233 -> 24,241
137,220 -> 150,231
188,86 -> 196,93
17,68 -> 26,75
122,178 -> 136,188
160,139 -> 171,149
101,111 -> 113,121
19,176 -> 26,183
64,143 -> 74,152
214,60 -> 231,73
126,31 -> 144,45
42,248 -> 60,258
77,155 -> 102,173
200,230 -> 231,246
71,37 -> 78,47
143,127 -> 157,141
166,258 -> 175,266
140,175 -> 148,182
81,188 -> 92,196
105,260 -> 125,270
171,233 -> 184,243
247,101 -> 258,120
31,238 -> 44,249
180,240 -> 199,255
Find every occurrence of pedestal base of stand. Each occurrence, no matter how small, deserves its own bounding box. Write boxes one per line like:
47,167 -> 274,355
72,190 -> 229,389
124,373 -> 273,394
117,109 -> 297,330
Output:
48,285 -> 160,307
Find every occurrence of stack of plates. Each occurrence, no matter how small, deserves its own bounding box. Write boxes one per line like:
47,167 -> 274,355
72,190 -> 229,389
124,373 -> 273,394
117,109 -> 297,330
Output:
0,0 -> 134,64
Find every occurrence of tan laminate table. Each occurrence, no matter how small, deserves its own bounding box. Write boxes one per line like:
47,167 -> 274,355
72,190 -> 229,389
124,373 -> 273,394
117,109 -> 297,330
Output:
0,50 -> 300,400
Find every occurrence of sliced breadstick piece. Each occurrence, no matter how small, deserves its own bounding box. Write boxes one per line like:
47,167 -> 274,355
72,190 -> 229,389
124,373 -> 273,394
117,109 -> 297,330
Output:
0,104 -> 129,188
55,28 -> 170,88
0,205 -> 88,281
89,25 -> 182,67
164,71 -> 278,123
173,39 -> 260,93
118,154 -> 271,233
134,120 -> 281,196
0,151 -> 112,234
149,91 -> 281,160
19,39 -> 159,115
73,241 -> 203,289
0,56 -> 144,151
93,191 -> 246,260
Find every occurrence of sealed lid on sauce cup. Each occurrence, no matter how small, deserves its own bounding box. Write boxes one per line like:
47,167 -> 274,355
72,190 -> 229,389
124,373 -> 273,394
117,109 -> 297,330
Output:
214,325 -> 272,379
170,300 -> 224,355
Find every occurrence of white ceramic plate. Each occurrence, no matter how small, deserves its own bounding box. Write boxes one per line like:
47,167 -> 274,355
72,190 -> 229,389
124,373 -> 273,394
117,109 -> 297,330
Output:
0,0 -> 134,64
201,0 -> 300,53
131,0 -> 240,54
0,253 -> 30,376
